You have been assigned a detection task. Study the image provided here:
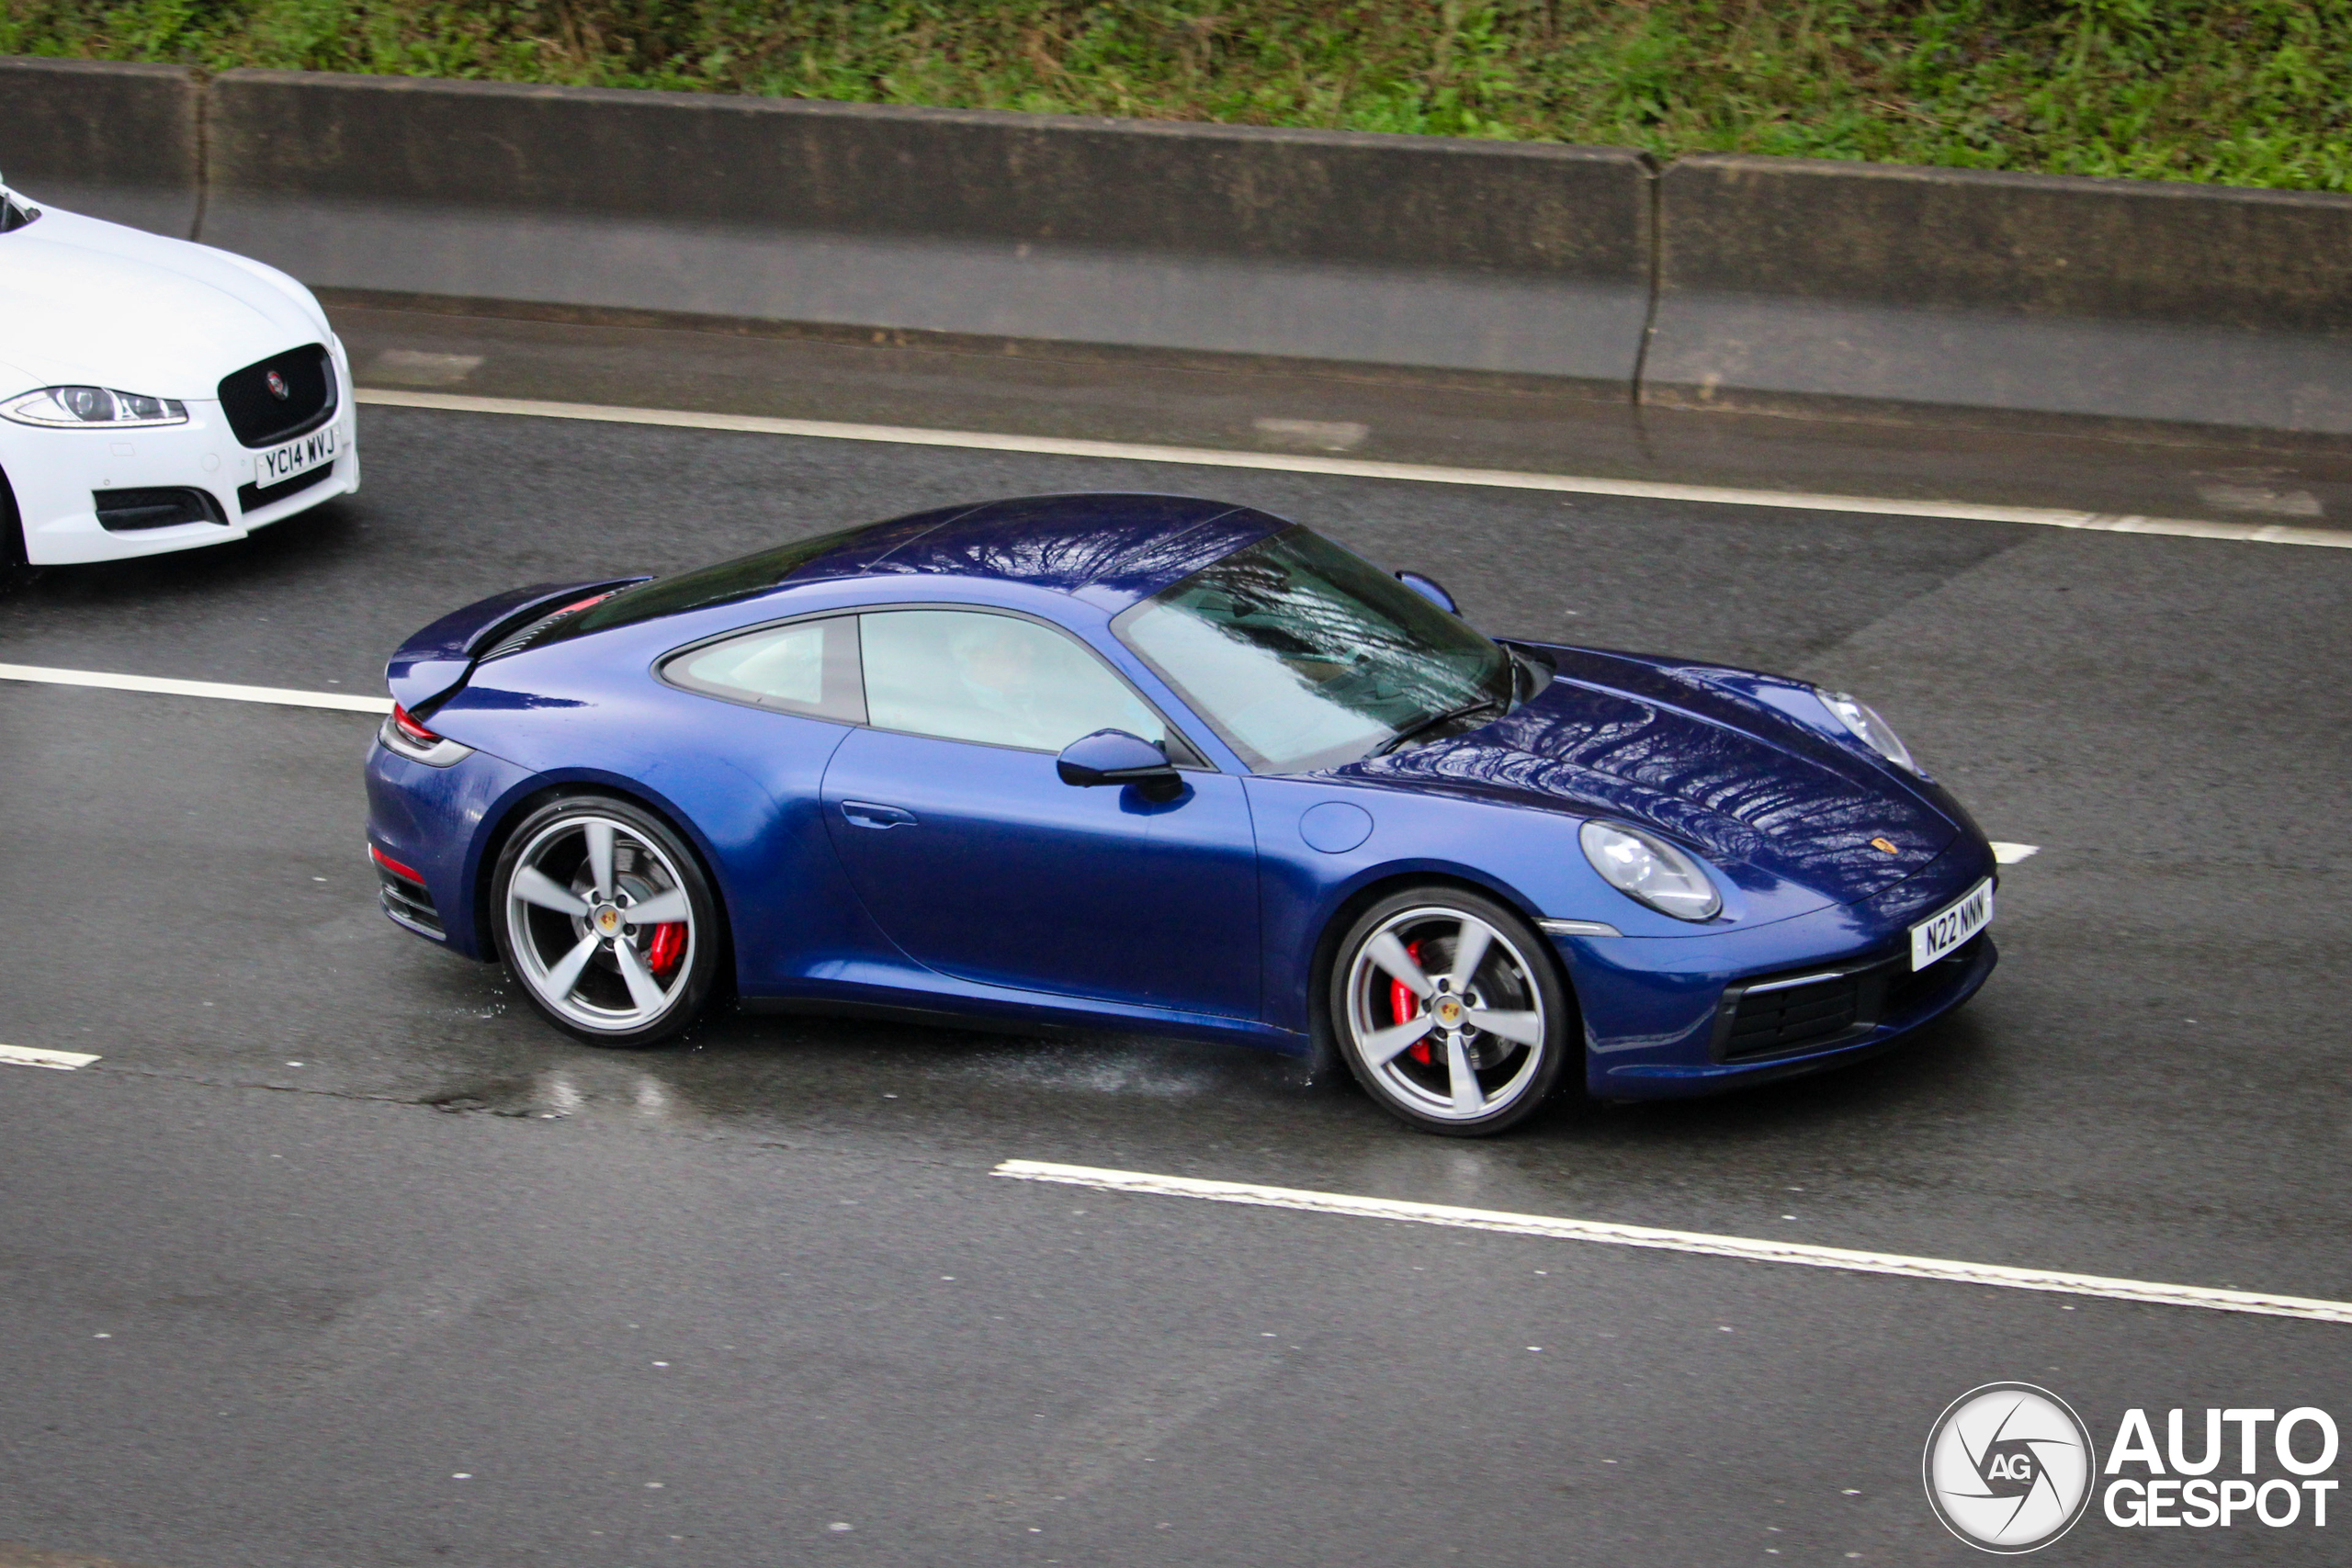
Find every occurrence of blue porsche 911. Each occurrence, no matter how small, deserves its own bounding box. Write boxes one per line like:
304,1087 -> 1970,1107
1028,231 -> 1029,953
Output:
367,492 -> 1996,1135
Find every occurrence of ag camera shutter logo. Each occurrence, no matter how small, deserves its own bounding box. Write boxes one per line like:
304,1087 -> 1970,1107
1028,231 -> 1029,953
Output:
1924,1382 -> 2095,1552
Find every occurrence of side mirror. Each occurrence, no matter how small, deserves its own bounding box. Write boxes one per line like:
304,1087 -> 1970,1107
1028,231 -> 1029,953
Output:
1057,728 -> 1182,801
1395,570 -> 1459,615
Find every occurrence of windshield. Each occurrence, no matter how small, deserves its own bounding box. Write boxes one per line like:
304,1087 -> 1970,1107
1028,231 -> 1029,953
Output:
1112,526 -> 1510,773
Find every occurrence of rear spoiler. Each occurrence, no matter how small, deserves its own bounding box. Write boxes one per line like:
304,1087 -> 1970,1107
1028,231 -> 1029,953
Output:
386,576 -> 650,716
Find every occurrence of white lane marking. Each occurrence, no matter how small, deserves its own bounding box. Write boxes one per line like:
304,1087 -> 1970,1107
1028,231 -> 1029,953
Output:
0,1043 -> 101,1070
0,663 -> 391,715
359,388 -> 2352,547
993,1160 -> 2352,1326
1990,841 -> 2041,863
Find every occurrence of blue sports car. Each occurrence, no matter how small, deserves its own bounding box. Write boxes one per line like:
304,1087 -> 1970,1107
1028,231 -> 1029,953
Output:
367,493 -> 1996,1135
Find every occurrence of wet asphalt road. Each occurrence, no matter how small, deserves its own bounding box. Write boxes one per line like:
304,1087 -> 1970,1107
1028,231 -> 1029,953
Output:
2,363 -> 2349,1567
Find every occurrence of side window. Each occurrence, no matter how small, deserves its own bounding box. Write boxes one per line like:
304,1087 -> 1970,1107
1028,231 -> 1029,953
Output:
859,608 -> 1170,754
663,615 -> 863,721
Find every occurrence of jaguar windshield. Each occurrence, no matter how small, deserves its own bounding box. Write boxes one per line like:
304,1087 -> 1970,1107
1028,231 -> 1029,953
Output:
1113,527 -> 1511,773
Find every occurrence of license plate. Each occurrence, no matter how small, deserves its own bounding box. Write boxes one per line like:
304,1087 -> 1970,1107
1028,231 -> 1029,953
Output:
256,423 -> 337,486
1910,878 -> 1993,970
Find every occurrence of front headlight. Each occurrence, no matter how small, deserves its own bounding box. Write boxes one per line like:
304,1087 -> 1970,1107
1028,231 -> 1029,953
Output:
2,386 -> 189,428
1578,820 -> 1722,921
1815,687 -> 1917,773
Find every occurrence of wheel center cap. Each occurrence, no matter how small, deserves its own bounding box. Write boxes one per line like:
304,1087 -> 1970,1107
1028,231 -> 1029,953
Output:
1434,996 -> 1464,1027
592,904 -> 624,937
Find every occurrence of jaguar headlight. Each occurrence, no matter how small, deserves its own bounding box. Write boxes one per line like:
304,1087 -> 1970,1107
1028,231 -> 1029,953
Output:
1815,687 -> 1917,773
2,386 -> 189,428
1578,820 -> 1722,922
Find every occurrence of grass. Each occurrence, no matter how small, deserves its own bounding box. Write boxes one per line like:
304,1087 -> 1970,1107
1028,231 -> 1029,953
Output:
5,2 -> 2349,190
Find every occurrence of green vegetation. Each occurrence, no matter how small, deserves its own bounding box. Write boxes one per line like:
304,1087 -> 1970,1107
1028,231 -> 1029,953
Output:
6,2 -> 2348,189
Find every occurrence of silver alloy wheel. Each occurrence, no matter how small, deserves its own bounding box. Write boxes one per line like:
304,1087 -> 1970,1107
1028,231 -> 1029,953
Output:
503,813 -> 697,1034
1342,905 -> 1548,1122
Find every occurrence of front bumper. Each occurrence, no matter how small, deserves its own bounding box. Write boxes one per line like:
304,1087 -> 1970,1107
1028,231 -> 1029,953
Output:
5,355 -> 358,565
1558,840 -> 1999,1098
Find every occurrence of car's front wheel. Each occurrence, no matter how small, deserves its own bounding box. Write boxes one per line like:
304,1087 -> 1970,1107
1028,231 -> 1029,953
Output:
492,796 -> 721,1048
1,468 -> 27,585
1330,887 -> 1571,1135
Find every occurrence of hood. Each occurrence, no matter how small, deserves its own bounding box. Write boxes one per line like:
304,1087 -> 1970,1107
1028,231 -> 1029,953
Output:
1343,645 -> 1961,908
0,207 -> 326,397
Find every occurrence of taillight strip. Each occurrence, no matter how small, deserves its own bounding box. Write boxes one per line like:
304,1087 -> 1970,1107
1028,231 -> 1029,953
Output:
369,842 -> 427,885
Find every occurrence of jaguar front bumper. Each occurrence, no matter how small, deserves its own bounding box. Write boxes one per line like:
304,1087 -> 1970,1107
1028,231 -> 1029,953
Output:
5,350 -> 357,565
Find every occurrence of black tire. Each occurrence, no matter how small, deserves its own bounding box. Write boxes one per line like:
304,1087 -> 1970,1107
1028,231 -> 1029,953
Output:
0,466 -> 27,587
490,795 -> 724,1048
1328,886 -> 1573,1136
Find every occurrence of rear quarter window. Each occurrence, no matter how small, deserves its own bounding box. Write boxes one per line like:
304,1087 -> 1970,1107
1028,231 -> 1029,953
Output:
661,615 -> 864,723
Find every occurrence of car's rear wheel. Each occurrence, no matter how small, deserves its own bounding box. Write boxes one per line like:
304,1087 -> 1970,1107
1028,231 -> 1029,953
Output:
492,796 -> 720,1048
1330,887 -> 1571,1135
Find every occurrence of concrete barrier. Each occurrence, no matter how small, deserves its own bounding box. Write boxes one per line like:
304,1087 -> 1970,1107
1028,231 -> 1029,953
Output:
6,55 -> 2348,442
198,70 -> 1656,391
1644,153 -> 2352,437
0,58 -> 200,236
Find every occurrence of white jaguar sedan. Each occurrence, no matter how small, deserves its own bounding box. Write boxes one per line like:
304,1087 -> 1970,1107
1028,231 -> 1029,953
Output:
0,180 -> 357,567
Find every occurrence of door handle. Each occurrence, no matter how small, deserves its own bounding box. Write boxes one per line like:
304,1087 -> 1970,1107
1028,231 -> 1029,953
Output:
840,800 -> 918,830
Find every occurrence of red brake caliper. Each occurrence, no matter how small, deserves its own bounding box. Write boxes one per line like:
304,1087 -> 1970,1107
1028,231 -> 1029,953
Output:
1390,939 -> 1432,1064
646,922 -> 686,977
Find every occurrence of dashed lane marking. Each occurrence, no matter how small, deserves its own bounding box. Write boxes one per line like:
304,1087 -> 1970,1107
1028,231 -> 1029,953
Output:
994,1160 -> 2352,1326
358,388 -> 2352,548
1990,841 -> 2041,863
0,1043 -> 100,1070
0,663 -> 391,715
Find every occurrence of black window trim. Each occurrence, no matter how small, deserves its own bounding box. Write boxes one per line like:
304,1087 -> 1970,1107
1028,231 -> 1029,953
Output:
659,602 -> 1215,768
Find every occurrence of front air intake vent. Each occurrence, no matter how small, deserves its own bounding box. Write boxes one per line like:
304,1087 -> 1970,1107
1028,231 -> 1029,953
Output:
1714,935 -> 1989,1062
95,487 -> 224,531
1722,970 -> 1872,1058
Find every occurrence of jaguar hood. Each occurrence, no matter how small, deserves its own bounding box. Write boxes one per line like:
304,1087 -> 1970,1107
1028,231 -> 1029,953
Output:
1341,645 -> 1963,908
0,207 -> 326,396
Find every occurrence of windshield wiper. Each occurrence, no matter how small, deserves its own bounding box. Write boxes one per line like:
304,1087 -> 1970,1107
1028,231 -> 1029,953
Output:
1373,694 -> 1509,756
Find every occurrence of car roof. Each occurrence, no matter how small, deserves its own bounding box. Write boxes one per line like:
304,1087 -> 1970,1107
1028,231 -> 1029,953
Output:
783,493 -> 1288,607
